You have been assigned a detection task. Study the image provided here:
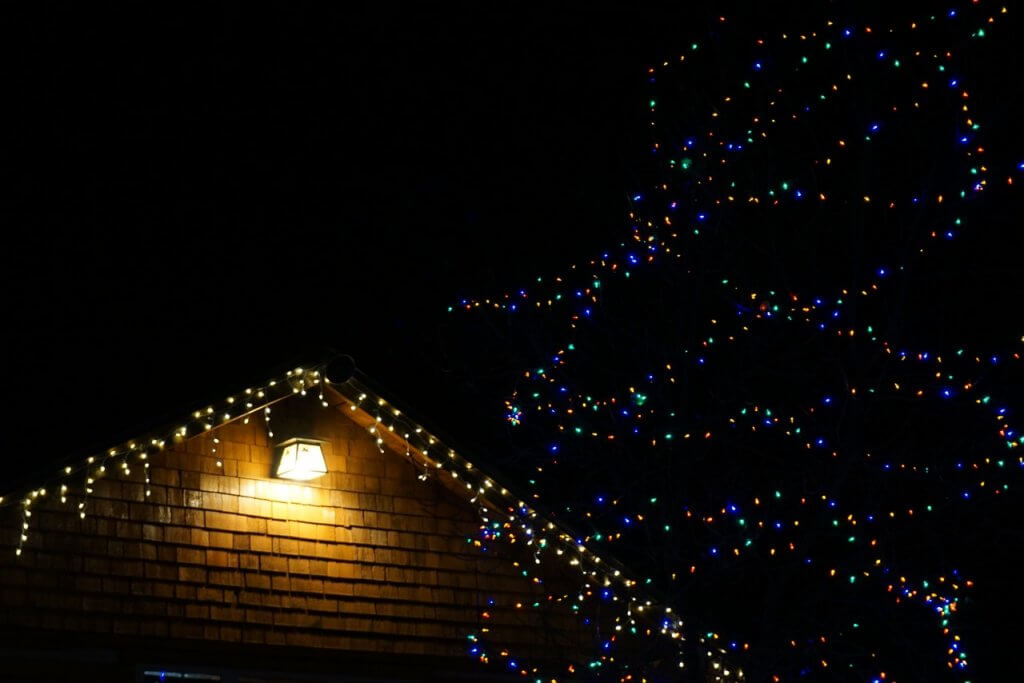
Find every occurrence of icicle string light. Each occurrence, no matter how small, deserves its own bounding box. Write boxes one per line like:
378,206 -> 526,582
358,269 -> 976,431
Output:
3,364 -> 713,680
0,367 -> 328,547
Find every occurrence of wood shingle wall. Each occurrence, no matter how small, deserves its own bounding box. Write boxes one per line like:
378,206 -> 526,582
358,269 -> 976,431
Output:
0,394 -> 590,679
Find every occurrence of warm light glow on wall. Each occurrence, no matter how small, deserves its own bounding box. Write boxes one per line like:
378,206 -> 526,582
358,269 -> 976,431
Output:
275,438 -> 327,481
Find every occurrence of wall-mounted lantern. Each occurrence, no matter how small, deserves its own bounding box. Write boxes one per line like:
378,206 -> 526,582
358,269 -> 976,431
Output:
274,437 -> 328,481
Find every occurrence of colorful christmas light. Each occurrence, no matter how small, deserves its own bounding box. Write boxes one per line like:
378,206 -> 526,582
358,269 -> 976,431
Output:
455,2 -> 1020,680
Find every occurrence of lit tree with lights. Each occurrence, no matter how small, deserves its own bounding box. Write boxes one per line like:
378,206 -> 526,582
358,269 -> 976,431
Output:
452,3 -> 1024,681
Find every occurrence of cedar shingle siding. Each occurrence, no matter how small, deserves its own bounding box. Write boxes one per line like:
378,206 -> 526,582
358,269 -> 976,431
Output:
0,394 -> 588,680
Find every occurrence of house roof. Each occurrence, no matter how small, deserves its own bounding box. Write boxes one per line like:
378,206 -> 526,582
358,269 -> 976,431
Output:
0,354 -> 734,679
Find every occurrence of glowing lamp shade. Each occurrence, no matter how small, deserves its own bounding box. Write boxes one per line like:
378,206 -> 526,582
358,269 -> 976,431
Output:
275,438 -> 328,481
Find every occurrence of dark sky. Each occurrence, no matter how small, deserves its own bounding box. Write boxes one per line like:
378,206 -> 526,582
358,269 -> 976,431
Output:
5,2 -> 662,478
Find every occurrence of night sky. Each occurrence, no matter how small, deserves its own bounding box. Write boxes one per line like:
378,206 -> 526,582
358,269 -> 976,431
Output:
5,2 -> 670,474
5,2 -> 1024,680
